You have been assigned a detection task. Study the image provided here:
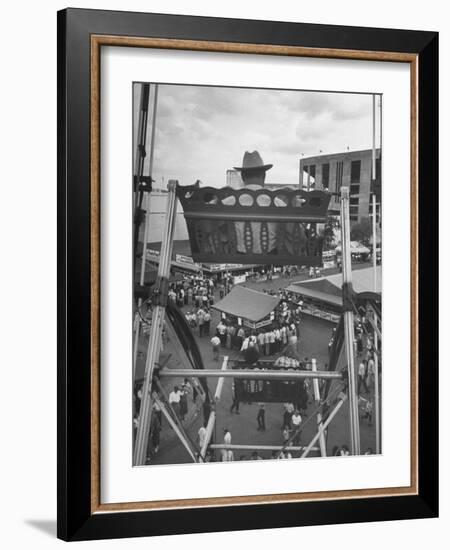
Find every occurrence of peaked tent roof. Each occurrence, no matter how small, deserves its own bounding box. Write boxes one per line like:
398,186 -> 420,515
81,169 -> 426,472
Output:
212,286 -> 281,322
286,266 -> 381,307
325,266 -> 381,294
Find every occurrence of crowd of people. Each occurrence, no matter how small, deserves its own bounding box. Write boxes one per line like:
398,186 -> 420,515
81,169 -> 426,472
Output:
136,262 -> 380,464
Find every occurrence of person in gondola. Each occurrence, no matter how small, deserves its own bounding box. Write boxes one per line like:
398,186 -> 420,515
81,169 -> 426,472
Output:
224,151 -> 281,255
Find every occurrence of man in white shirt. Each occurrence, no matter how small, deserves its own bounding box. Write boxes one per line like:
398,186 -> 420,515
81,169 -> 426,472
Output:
168,385 -> 182,418
211,335 -> 221,361
274,327 -> 281,353
217,321 -> 227,347
291,409 -> 302,445
358,361 -> 369,394
264,330 -> 270,356
222,428 -> 232,462
269,330 -> 276,355
198,422 -> 207,450
257,331 -> 265,350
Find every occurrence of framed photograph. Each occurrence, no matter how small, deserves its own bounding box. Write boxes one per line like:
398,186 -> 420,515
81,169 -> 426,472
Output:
57,8 -> 438,541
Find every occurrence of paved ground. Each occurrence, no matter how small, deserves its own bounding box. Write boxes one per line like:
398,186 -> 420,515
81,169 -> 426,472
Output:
136,261 -> 378,465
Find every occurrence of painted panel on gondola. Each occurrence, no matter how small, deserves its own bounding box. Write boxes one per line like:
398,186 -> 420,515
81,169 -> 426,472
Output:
177,186 -> 331,266
231,362 -> 309,404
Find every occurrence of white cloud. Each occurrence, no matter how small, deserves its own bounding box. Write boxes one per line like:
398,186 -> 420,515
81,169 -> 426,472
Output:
136,83 -> 380,187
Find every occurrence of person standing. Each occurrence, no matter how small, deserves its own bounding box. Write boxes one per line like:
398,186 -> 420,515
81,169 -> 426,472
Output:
256,403 -> 266,431
282,426 -> 291,447
257,330 -> 265,353
230,381 -> 240,414
291,409 -> 302,445
149,413 -> 161,457
236,326 -> 245,351
168,386 -> 182,419
198,422 -> 207,450
152,395 -> 162,429
222,428 -> 233,462
358,360 -> 369,394
274,326 -> 281,353
226,324 -> 233,350
179,384 -> 189,421
211,335 -> 221,361
269,329 -> 276,355
264,330 -> 270,356
217,320 -> 227,347
197,308 -> 205,337
282,402 -> 294,430
367,353 -> 375,388
281,324 -> 288,348
203,309 -> 211,336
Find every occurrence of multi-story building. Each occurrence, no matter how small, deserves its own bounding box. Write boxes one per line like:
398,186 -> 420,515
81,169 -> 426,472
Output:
299,149 -> 381,223
226,169 -> 243,188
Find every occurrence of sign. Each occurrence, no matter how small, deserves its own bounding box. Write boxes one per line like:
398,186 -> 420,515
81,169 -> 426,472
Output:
175,254 -> 194,264
146,248 -> 160,256
243,317 -> 272,330
204,263 -> 246,272
233,274 -> 246,284
255,318 -> 272,329
146,248 -> 161,262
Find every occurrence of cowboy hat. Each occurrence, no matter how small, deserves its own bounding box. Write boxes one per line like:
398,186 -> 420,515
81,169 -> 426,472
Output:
234,151 -> 273,172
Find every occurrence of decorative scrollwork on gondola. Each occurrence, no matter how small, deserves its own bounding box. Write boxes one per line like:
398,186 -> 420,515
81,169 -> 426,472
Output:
177,185 -> 331,265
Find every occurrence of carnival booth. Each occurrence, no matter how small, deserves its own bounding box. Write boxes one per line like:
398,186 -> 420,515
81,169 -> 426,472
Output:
212,285 -> 280,330
212,286 -> 308,404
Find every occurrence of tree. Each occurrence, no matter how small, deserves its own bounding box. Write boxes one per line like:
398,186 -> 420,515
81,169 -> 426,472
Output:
350,217 -> 372,245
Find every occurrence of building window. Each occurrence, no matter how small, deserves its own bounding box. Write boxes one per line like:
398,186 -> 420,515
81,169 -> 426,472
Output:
350,184 -> 360,195
322,163 -> 330,189
335,161 -> 343,191
349,197 -> 359,205
351,160 -> 361,183
303,164 -> 316,189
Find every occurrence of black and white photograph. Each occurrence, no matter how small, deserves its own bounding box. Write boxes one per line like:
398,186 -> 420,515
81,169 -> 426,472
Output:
132,82 -> 382,467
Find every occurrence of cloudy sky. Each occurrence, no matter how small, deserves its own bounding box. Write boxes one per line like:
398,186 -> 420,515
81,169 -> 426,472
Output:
135,83 -> 381,187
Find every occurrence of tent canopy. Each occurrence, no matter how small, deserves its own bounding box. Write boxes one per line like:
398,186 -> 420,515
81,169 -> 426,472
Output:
287,266 -> 381,306
213,286 -> 281,322
325,265 -> 381,294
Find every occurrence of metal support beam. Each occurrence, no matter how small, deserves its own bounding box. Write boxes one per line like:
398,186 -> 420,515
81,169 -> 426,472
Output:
366,314 -> 382,341
214,356 -> 229,402
199,356 -> 229,460
200,410 -> 215,460
163,317 -> 206,402
159,368 -> 342,381
301,393 -> 347,458
340,186 -> 361,455
374,311 -> 381,454
372,193 -> 377,291
311,358 -> 327,456
133,181 -> 178,466
210,444 -> 319,452
153,395 -> 198,463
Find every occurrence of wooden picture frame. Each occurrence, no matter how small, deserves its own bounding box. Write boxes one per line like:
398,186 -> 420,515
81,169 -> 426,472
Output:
57,8 -> 438,541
